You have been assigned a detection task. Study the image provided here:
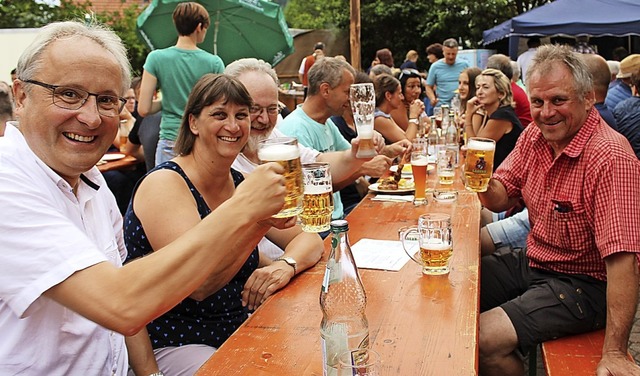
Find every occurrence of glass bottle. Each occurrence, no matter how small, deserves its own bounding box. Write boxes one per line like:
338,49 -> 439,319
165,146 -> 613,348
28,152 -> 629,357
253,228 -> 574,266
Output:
427,116 -> 439,157
445,113 -> 458,146
320,220 -> 369,376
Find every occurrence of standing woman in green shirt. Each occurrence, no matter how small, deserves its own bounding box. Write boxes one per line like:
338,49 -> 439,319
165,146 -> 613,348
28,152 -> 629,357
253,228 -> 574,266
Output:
138,2 -> 225,166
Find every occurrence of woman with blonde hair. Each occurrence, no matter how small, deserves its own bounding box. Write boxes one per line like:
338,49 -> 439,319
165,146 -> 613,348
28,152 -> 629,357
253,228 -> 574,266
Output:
464,68 -> 522,169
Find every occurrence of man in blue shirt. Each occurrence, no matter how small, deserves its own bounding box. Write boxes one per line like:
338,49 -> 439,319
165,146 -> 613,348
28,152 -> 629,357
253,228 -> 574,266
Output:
425,38 -> 469,109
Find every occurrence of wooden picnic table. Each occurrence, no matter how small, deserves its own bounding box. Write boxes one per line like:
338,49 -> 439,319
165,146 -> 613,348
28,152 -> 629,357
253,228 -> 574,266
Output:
97,153 -> 139,173
196,167 -> 481,376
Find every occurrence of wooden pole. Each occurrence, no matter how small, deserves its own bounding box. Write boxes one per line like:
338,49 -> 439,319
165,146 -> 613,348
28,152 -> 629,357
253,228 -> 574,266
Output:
350,0 -> 361,71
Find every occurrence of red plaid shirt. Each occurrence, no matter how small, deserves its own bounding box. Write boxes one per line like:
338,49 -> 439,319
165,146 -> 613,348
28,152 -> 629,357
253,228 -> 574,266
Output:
493,109 -> 640,281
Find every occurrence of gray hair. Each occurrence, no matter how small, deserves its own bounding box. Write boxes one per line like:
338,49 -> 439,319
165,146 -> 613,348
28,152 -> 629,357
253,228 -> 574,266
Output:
225,58 -> 279,85
486,54 -> 514,80
307,57 -> 356,96
16,20 -> 131,95
511,61 -> 521,81
370,64 -> 392,77
526,44 -> 592,99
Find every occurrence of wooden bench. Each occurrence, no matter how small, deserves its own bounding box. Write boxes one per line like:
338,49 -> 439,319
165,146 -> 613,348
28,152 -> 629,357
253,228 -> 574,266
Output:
540,329 -> 634,375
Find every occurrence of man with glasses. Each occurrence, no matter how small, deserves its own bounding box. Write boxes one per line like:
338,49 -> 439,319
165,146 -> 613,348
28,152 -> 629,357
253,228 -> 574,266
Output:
0,21 -> 289,375
227,58 -> 394,240
425,38 -> 469,109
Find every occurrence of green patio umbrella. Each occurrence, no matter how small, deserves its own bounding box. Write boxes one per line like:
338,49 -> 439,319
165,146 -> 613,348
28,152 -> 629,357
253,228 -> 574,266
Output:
136,0 -> 294,66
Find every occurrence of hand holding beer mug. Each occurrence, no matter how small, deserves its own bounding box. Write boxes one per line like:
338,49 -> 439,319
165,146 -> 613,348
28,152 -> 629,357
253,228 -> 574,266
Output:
464,137 -> 496,192
400,213 -> 453,275
257,137 -> 304,218
410,139 -> 428,206
301,163 -> 334,232
350,83 -> 377,159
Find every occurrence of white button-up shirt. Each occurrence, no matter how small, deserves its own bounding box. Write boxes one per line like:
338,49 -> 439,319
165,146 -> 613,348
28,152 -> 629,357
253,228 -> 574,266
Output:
0,123 -> 128,375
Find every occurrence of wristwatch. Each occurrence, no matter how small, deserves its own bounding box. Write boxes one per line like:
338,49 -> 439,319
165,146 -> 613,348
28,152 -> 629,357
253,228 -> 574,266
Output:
408,118 -> 419,125
275,256 -> 297,275
148,372 -> 164,376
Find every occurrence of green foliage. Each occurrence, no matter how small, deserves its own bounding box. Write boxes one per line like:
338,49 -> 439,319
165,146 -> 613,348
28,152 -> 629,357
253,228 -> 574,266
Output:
0,0 -> 149,75
284,0 -> 549,71
96,3 -> 149,76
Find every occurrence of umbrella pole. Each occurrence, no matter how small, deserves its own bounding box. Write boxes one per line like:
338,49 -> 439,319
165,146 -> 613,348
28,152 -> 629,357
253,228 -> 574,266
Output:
214,10 -> 220,56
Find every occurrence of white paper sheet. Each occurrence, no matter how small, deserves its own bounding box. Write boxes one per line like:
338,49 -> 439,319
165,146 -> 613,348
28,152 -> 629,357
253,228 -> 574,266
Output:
350,238 -> 416,271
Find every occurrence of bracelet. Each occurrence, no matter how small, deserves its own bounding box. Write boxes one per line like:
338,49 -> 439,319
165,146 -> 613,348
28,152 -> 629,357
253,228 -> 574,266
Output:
408,118 -> 419,124
148,372 -> 164,376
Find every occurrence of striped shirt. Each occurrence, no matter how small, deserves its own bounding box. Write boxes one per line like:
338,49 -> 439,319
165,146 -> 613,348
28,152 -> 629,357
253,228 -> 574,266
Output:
493,109 -> 640,281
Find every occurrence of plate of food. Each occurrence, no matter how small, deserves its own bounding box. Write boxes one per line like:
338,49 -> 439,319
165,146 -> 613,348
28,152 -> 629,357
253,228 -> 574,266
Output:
389,164 -> 413,177
389,164 -> 435,177
369,177 -> 415,193
101,153 -> 126,162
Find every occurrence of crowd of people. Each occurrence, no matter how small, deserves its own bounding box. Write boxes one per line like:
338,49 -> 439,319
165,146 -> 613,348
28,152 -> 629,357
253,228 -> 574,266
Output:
1,3 -> 640,375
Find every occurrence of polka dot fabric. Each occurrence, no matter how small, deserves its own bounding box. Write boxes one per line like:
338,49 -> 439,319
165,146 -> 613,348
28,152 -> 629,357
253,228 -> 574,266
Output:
123,161 -> 258,349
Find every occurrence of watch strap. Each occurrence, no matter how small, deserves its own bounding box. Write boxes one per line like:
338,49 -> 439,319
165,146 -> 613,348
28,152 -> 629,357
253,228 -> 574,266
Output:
275,257 -> 297,275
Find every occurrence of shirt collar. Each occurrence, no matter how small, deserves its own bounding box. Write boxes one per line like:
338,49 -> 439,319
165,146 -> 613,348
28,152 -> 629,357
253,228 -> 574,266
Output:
5,122 -> 102,194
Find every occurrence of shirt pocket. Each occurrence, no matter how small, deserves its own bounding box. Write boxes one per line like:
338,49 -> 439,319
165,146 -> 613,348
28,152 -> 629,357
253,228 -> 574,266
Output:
551,201 -> 590,251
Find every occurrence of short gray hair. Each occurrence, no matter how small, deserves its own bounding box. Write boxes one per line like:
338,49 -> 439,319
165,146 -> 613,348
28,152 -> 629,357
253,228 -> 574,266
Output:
526,44 -> 592,99
16,20 -> 131,95
225,58 -> 279,85
307,57 -> 355,96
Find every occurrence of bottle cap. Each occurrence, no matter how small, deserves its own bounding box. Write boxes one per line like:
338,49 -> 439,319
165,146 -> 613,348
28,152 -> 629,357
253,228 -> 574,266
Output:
330,219 -> 349,232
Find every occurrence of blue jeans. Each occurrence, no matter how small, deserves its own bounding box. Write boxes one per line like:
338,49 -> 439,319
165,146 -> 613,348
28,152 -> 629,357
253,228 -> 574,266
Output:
155,139 -> 176,166
485,208 -> 530,249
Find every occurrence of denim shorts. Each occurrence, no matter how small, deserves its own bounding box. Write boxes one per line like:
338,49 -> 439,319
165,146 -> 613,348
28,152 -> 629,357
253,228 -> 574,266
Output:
486,208 -> 530,249
481,248 -> 607,355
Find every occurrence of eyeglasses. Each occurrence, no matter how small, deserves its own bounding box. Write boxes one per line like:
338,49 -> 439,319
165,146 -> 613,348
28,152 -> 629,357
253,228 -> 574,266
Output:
399,69 -> 421,81
249,104 -> 280,116
22,79 -> 126,117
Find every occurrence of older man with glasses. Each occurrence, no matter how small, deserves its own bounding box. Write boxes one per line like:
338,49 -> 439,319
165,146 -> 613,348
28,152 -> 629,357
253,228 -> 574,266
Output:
226,58 -> 397,241
425,38 -> 469,109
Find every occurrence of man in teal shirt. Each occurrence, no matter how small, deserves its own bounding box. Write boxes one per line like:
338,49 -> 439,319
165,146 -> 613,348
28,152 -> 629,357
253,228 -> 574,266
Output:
279,57 -> 358,220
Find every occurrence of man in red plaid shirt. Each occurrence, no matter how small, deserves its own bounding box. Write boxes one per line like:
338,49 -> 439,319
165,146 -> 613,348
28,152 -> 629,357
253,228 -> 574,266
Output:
478,44 -> 640,376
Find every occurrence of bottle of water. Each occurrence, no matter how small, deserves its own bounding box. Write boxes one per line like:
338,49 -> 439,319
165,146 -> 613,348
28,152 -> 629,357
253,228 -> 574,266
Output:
428,116 -> 438,157
320,220 -> 369,376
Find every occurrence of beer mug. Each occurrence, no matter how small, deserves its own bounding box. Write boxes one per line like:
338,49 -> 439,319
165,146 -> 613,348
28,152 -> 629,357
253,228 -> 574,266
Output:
118,120 -> 130,153
410,138 -> 428,206
436,147 -> 456,185
257,137 -> 304,218
350,83 -> 377,159
400,213 -> 453,275
464,137 -> 496,192
300,162 -> 334,232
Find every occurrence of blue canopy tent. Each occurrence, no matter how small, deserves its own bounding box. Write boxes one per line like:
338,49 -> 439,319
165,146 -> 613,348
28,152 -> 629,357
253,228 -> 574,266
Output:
482,0 -> 640,59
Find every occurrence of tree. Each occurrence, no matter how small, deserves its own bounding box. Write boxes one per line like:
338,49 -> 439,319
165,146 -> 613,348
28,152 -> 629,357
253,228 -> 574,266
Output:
284,0 -> 551,71
0,0 -> 149,75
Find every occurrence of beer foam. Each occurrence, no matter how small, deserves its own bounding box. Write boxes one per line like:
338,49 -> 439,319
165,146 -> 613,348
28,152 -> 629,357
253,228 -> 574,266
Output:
356,127 -> 374,138
258,144 -> 300,161
422,241 -> 451,251
467,139 -> 495,151
411,155 -> 429,166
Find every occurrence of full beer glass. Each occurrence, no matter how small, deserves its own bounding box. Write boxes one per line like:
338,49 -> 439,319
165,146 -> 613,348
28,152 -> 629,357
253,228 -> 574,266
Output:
300,163 -> 334,232
411,139 -> 428,206
257,137 -> 304,218
464,137 -> 496,192
350,83 -> 377,158
400,213 -> 453,275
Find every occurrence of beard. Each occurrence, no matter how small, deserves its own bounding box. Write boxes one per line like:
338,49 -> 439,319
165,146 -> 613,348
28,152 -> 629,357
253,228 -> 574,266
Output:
244,130 -> 271,155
